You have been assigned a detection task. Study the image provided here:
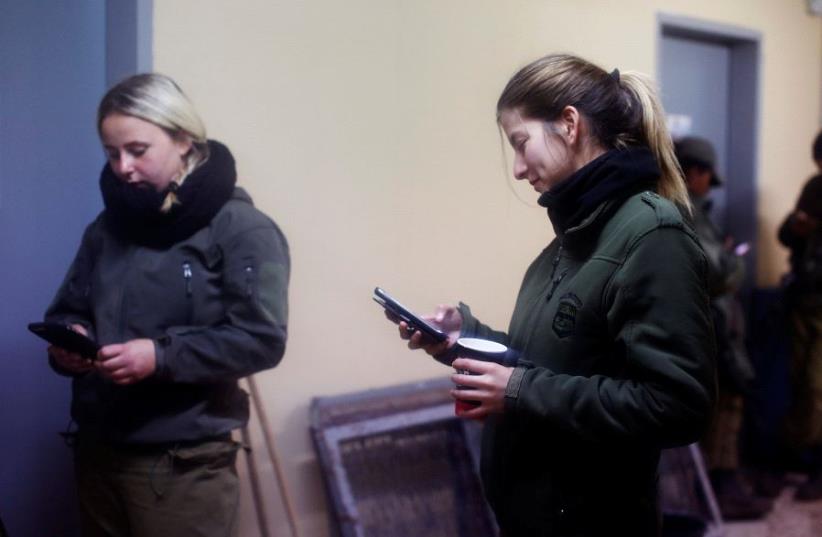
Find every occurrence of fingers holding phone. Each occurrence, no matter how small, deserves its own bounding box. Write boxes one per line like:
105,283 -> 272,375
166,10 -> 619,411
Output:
48,324 -> 94,373
398,304 -> 461,338
400,320 -> 452,356
375,288 -> 462,359
791,210 -> 819,236
96,339 -> 157,385
414,304 -> 463,352
429,304 -> 462,334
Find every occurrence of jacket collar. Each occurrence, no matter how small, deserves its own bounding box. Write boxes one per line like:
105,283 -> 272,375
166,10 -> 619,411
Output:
100,140 -> 237,249
538,147 -> 660,242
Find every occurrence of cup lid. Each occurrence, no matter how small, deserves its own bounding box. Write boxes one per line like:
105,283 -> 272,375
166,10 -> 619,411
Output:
456,337 -> 508,354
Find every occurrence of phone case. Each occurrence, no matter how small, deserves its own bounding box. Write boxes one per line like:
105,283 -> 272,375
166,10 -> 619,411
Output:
373,287 -> 447,343
28,322 -> 100,360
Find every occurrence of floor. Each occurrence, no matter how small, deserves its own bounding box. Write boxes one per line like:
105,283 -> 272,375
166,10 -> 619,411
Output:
723,475 -> 822,537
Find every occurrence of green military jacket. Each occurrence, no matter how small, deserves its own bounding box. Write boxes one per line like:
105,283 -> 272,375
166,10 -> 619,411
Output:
460,191 -> 716,536
46,187 -> 289,444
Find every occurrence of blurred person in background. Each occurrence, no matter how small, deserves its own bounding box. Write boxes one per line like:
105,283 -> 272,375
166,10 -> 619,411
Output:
778,130 -> 822,501
676,136 -> 771,519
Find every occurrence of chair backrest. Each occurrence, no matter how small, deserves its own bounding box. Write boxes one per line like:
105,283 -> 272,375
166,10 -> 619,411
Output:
310,377 -> 497,537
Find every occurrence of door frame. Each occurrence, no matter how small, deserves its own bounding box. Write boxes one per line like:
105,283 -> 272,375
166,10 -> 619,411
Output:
106,0 -> 153,86
657,13 -> 762,287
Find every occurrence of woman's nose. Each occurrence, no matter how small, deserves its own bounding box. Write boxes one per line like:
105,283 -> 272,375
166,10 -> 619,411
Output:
513,155 -> 528,180
115,155 -> 135,179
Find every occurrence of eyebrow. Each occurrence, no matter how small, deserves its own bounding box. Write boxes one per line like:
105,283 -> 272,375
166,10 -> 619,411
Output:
508,131 -> 526,146
103,141 -> 149,151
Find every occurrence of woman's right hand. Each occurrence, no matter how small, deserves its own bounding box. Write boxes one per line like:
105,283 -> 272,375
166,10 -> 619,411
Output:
790,210 -> 819,236
48,324 -> 94,373
396,304 -> 462,358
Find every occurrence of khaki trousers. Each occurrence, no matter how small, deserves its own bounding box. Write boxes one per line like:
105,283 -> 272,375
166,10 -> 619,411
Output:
702,390 -> 744,470
785,305 -> 822,449
74,436 -> 240,537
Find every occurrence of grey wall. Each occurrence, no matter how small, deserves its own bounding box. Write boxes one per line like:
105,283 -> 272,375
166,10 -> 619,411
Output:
658,14 -> 761,289
1,2 -> 107,535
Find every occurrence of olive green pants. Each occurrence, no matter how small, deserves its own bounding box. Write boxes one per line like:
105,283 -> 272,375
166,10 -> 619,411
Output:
785,305 -> 822,450
702,390 -> 744,470
74,436 -> 240,537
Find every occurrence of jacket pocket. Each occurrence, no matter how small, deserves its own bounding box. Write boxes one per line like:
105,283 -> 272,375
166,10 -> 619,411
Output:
171,439 -> 241,470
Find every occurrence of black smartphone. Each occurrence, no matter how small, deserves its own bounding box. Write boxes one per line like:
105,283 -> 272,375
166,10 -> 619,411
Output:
28,322 -> 100,360
373,287 -> 448,343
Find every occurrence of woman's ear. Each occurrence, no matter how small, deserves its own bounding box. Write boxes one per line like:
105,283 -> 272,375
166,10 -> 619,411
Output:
173,132 -> 194,157
558,105 -> 581,145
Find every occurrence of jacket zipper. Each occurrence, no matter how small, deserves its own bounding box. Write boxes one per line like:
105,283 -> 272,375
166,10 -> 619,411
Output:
547,268 -> 569,301
546,242 -> 566,301
117,249 -> 138,340
183,262 -> 193,296
520,240 -> 567,352
244,265 -> 254,297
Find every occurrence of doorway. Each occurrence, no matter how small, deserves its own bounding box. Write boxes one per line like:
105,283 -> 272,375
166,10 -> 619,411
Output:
658,13 -> 761,286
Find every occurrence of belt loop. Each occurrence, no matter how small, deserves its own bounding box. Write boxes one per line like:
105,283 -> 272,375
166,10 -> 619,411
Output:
149,442 -> 179,498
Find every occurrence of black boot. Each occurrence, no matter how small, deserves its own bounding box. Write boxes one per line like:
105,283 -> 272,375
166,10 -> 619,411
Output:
795,445 -> 822,501
710,469 -> 773,520
747,467 -> 786,499
795,470 -> 822,501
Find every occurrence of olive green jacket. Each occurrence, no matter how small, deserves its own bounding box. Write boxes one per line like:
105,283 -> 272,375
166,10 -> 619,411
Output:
460,191 -> 716,536
46,188 -> 289,444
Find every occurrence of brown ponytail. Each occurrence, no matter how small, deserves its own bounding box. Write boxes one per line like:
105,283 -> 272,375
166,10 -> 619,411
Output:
617,71 -> 689,211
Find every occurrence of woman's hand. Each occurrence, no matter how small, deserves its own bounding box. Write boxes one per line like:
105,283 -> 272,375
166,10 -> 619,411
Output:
96,339 -> 156,385
790,210 -> 819,236
48,324 -> 95,374
394,304 -> 462,358
450,357 -> 514,419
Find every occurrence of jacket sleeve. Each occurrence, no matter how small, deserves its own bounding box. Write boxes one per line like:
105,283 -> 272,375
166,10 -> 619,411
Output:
778,179 -> 818,250
506,227 -> 716,448
457,302 -> 509,345
430,302 -> 511,366
44,219 -> 101,376
153,221 -> 290,383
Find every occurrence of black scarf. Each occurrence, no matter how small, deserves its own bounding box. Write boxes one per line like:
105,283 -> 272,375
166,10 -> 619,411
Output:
100,140 -> 237,249
538,146 -> 660,235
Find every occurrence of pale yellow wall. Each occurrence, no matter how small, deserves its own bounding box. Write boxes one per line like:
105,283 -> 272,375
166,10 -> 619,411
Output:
153,1 -> 822,535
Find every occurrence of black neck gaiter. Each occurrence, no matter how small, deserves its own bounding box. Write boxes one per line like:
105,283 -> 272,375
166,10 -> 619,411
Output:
539,146 -> 661,234
100,140 -> 237,249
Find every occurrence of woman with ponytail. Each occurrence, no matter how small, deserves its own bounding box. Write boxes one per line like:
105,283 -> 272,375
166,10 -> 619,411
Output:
390,54 -> 715,536
43,73 -> 290,536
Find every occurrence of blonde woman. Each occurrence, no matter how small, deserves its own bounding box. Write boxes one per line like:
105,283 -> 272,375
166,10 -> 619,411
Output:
44,73 -> 289,536
393,54 -> 716,536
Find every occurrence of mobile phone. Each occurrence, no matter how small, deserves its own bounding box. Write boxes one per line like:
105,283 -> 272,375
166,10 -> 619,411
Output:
373,287 -> 448,343
28,322 -> 100,360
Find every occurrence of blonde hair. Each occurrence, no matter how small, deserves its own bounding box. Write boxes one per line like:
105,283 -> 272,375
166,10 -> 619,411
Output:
497,54 -> 690,212
97,73 -> 209,212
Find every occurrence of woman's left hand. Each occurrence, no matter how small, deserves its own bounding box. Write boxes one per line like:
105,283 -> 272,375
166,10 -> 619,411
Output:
450,358 -> 514,419
96,339 -> 157,385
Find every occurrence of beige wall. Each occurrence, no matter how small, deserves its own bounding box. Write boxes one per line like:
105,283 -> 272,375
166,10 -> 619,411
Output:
153,1 -> 822,535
